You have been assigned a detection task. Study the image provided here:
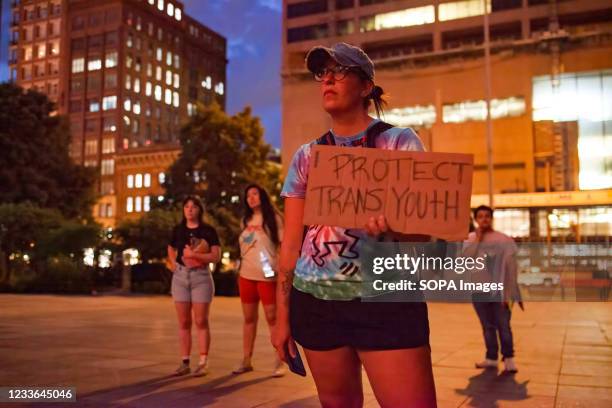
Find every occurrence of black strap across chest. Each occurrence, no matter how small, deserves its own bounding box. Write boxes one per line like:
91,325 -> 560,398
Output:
316,121 -> 394,148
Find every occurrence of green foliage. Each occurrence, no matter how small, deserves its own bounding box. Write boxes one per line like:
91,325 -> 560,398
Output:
0,202 -> 101,285
0,83 -> 97,219
31,255 -> 93,294
161,102 -> 283,253
115,208 -> 182,262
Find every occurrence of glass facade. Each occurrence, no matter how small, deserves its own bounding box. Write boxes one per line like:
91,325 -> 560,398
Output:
533,70 -> 612,190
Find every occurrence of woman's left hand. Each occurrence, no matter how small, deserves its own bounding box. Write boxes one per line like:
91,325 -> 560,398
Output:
183,245 -> 195,259
364,215 -> 389,237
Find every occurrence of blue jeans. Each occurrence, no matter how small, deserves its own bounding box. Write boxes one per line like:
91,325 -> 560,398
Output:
472,300 -> 514,360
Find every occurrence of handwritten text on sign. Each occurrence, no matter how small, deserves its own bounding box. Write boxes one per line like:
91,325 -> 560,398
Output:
303,145 -> 474,241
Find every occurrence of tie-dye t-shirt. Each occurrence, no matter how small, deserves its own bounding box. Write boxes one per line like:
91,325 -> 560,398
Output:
281,119 -> 425,301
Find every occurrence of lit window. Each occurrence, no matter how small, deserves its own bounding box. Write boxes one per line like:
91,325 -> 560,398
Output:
125,74 -> 131,90
187,102 -> 196,116
385,105 -> 436,127
362,6 -> 434,32
102,95 -> 117,111
105,51 -> 118,68
126,197 -> 133,213
134,78 -> 140,93
157,0 -> 164,12
37,44 -> 46,58
145,81 -> 152,96
532,70 -> 612,189
165,89 -> 172,105
102,138 -> 115,154
173,91 -> 179,107
72,57 -> 84,73
155,66 -> 162,80
158,172 -> 166,184
135,196 -> 142,212
166,51 -> 172,66
154,85 -> 162,101
175,8 -> 182,21
144,196 -> 151,212
103,117 -> 117,132
133,101 -> 141,115
438,0 -> 491,22
173,73 -> 180,88
173,55 -> 180,69
156,47 -> 162,61
127,174 -> 134,188
148,0 -> 154,5
124,98 -> 131,111
88,58 -> 102,71
144,173 -> 151,187
215,82 -> 224,95
202,76 -> 211,89
89,100 -> 100,112
167,3 -> 174,17
166,70 -> 172,85
442,97 -> 525,123
101,159 -> 114,175
135,173 -> 143,188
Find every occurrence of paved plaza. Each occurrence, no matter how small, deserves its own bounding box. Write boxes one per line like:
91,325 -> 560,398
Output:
0,294 -> 610,407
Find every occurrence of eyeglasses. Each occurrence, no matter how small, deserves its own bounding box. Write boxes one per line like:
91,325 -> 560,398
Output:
314,65 -> 353,82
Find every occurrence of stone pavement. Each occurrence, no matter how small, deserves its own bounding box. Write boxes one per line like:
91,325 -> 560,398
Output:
0,294 -> 610,407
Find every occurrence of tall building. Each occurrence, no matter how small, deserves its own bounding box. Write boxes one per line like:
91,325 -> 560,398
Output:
281,0 -> 611,241
8,0 -> 227,228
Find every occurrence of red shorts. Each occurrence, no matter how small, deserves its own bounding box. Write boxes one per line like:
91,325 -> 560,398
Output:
238,276 -> 276,305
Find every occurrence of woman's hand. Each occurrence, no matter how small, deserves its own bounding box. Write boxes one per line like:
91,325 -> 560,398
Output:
364,215 -> 389,237
183,245 -> 195,260
182,245 -> 206,268
272,316 -> 297,363
365,215 -> 431,242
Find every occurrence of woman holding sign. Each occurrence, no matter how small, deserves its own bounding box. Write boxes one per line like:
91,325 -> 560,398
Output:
272,42 -> 437,407
167,196 -> 221,377
233,184 -> 286,377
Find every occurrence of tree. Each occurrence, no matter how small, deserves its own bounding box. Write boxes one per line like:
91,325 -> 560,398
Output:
115,209 -> 182,263
161,102 -> 282,254
0,202 -> 100,284
0,83 -> 97,219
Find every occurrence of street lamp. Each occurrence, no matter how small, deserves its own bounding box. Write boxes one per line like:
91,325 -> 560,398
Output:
483,0 -> 494,207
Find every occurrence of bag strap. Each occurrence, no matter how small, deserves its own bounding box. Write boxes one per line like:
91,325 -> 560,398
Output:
315,121 -> 394,148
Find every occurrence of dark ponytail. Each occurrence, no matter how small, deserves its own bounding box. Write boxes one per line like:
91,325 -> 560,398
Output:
363,84 -> 387,119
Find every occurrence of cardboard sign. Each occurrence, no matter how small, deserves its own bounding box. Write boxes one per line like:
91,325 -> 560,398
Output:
303,145 -> 474,241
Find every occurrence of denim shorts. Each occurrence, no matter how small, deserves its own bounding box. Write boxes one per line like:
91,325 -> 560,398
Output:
171,264 -> 215,303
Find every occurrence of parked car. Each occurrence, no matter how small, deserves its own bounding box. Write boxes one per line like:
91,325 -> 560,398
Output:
518,267 -> 560,287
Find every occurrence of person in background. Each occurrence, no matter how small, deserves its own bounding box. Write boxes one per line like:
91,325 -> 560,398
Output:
167,196 -> 221,377
233,184 -> 285,377
463,205 -> 520,374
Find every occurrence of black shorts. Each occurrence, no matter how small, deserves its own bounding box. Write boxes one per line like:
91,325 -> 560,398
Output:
290,287 -> 430,351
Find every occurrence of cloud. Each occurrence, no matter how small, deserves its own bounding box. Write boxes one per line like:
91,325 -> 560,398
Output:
181,0 -> 282,146
256,0 -> 282,12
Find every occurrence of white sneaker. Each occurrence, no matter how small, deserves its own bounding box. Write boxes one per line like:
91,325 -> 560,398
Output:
193,360 -> 209,377
504,357 -> 518,373
232,361 -> 254,375
272,359 -> 286,378
475,359 -> 498,369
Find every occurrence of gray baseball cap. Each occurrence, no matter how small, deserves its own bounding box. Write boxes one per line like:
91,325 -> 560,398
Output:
305,42 -> 374,80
